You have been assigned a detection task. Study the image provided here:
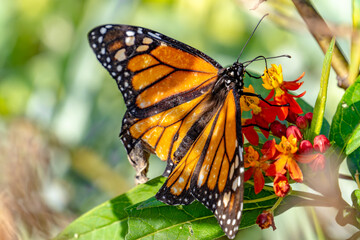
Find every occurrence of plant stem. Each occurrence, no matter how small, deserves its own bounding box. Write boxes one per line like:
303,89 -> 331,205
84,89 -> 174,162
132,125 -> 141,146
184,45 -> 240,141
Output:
244,194 -> 278,204
292,0 -> 349,89
309,37 -> 334,140
270,196 -> 284,212
339,173 -> 355,181
310,207 -> 326,240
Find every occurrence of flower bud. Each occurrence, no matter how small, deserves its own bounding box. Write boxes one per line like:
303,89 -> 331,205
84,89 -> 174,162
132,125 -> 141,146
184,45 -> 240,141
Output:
286,125 -> 303,141
286,111 -> 299,124
305,112 -> 313,124
296,116 -> 308,129
313,135 -> 330,153
298,140 -> 313,154
270,121 -> 286,138
273,174 -> 290,197
256,210 -> 276,230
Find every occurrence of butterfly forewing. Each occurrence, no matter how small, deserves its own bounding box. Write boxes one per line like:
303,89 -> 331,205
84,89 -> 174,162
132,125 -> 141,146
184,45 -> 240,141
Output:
88,25 -> 220,118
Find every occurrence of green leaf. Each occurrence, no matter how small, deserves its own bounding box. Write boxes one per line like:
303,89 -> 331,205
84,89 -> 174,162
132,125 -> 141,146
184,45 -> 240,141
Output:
55,175 -> 306,240
124,183 -> 278,240
54,177 -> 165,240
349,0 -> 360,85
329,76 -> 360,167
352,189 -> 360,224
346,124 -> 360,155
309,38 -> 335,141
347,148 -> 360,179
352,189 -> 360,212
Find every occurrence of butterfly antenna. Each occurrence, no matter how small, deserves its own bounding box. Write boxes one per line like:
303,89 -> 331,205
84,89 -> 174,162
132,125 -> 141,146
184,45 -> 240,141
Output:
236,13 -> 269,63
243,54 -> 291,67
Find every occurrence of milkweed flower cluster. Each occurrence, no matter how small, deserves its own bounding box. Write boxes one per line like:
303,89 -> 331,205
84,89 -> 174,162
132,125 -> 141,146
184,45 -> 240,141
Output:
240,64 -> 331,230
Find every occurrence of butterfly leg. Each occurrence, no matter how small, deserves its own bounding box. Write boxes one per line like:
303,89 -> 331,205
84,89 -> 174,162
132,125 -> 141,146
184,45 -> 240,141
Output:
245,71 -> 262,79
241,92 -> 289,107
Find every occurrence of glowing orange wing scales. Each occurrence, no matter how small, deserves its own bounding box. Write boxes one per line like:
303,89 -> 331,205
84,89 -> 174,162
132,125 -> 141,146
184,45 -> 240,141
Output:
156,90 -> 244,237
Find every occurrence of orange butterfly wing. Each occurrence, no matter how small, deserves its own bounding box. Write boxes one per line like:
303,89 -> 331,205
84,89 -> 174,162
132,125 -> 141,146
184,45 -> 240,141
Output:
88,25 -> 222,182
156,89 -> 244,238
89,25 -> 244,239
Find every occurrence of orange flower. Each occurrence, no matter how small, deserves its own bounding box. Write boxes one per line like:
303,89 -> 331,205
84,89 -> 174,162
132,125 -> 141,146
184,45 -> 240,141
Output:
273,134 -> 303,182
240,85 -> 261,113
262,64 -> 305,120
240,84 -> 278,141
244,146 -> 272,194
273,174 -> 290,197
262,64 -> 284,94
261,139 -> 280,161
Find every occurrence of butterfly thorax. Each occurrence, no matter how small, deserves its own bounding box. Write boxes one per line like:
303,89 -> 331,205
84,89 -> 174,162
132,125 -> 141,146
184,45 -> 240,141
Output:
213,62 -> 245,95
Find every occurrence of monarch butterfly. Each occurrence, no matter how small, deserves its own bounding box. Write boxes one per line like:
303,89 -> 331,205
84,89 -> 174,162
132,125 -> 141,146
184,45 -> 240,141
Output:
88,17 -> 276,239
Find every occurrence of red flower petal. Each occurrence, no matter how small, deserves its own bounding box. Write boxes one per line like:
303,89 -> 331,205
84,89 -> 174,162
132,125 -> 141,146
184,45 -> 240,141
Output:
244,168 -> 254,182
254,168 -> 265,194
287,159 -> 303,182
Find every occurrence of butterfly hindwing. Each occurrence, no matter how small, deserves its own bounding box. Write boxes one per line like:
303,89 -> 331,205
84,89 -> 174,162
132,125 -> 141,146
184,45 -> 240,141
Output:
156,89 -> 244,239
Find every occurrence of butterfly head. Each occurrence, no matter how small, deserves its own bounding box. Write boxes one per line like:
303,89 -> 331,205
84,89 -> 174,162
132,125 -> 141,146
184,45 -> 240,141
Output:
225,62 -> 245,91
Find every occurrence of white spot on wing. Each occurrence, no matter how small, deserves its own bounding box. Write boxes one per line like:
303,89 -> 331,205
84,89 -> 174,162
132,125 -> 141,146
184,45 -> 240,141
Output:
143,37 -> 153,44
125,36 -> 135,46
235,155 -> 239,168
100,27 -> 106,34
148,31 -> 161,39
229,163 -> 234,179
126,30 -> 135,36
198,174 -> 204,187
136,45 -> 149,52
232,177 -> 238,191
114,49 -> 126,61
223,192 -> 231,207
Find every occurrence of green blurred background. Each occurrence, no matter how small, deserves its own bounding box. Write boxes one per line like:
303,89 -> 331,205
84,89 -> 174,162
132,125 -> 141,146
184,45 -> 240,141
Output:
0,0 -> 356,239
